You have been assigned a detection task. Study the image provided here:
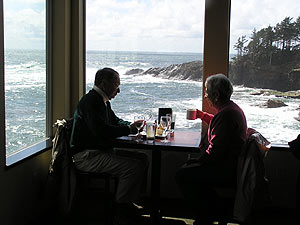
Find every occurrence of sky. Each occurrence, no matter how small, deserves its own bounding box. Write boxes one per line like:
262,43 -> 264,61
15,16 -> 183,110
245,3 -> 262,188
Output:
3,0 -> 300,54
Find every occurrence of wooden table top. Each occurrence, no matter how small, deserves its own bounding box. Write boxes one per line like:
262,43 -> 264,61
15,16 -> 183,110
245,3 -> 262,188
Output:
114,130 -> 201,152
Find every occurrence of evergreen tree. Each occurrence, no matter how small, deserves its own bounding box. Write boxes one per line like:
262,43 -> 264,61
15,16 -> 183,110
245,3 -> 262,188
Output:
233,15 -> 300,65
294,16 -> 300,50
234,35 -> 248,58
274,17 -> 295,51
246,29 -> 259,61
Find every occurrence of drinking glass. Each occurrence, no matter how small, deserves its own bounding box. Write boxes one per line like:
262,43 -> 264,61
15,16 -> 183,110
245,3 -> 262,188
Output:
134,115 -> 145,140
165,114 -> 172,132
160,116 -> 168,134
146,122 -> 155,140
160,116 -> 171,142
170,114 -> 176,130
160,115 -> 171,135
145,113 -> 153,122
169,114 -> 176,136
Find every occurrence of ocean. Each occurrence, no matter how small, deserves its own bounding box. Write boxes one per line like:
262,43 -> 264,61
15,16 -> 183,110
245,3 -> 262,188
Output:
4,49 -> 300,155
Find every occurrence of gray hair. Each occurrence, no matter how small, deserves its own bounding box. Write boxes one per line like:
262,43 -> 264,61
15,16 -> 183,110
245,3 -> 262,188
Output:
205,74 -> 233,101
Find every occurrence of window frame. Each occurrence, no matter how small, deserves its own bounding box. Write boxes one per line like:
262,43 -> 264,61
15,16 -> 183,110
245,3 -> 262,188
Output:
0,0 -> 5,169
0,0 -> 289,169
3,0 -> 86,167
0,0 -> 51,167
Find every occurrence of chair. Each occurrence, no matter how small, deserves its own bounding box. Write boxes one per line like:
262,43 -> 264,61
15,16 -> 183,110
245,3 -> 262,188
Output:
75,170 -> 118,225
213,129 -> 270,224
233,129 -> 270,223
50,118 -> 118,225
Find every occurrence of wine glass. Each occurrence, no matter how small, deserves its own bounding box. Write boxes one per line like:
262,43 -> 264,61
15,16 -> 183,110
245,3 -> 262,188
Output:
160,116 -> 171,143
145,112 -> 153,122
163,115 -> 172,132
134,115 -> 145,140
166,114 -> 172,130
160,116 -> 169,134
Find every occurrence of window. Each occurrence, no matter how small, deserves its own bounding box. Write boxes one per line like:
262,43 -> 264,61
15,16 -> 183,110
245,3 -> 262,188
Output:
230,0 -> 300,144
86,0 -> 205,131
4,0 -> 47,158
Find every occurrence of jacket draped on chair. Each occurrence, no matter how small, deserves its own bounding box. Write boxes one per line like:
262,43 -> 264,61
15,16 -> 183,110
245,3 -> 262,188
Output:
233,129 -> 270,222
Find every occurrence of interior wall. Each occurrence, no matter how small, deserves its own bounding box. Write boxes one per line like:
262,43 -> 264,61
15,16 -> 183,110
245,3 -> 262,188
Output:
0,151 -> 51,225
265,149 -> 300,208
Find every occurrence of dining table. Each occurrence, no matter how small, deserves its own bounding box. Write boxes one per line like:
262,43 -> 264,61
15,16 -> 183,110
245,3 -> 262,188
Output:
113,130 -> 201,224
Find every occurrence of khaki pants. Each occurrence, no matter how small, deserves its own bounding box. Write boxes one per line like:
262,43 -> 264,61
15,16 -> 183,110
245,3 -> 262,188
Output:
73,149 -> 149,203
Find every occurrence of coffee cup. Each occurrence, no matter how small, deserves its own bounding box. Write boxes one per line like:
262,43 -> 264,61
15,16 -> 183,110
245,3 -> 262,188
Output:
186,109 -> 197,120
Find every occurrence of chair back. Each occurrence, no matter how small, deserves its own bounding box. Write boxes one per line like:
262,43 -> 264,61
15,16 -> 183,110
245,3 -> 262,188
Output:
49,118 -> 74,173
48,118 -> 76,215
233,129 -> 270,222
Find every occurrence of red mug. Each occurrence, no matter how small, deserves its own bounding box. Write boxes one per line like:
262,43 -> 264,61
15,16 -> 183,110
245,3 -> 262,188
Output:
186,109 -> 197,120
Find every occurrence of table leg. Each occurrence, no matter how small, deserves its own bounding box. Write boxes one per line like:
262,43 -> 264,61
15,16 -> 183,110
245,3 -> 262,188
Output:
150,149 -> 162,224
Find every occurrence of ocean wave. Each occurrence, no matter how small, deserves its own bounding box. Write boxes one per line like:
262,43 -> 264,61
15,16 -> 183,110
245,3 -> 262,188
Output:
129,89 -> 154,97
4,49 -> 299,155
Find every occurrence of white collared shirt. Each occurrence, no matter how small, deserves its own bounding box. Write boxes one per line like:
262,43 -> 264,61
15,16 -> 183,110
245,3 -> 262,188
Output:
93,85 -> 109,105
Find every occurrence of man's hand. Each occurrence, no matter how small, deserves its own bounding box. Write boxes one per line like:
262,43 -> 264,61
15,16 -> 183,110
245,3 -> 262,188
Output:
129,120 -> 145,134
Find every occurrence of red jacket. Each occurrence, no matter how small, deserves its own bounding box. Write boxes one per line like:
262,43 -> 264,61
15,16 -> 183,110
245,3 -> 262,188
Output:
202,100 -> 247,169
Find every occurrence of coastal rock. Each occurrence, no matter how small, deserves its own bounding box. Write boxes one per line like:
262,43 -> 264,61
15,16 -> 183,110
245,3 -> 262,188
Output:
275,90 -> 300,99
143,61 -> 202,81
263,99 -> 287,108
124,68 -> 144,75
250,90 -> 267,96
229,62 -> 300,92
250,89 -> 300,98
288,69 -> 300,91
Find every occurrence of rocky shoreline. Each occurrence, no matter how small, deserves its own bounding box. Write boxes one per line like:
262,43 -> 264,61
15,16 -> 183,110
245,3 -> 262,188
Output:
124,60 -> 203,82
125,60 -> 299,93
125,60 -> 300,109
250,89 -> 300,99
229,62 -> 300,92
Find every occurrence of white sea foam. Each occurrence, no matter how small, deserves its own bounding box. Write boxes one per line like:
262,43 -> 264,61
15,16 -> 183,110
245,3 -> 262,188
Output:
4,49 -> 300,155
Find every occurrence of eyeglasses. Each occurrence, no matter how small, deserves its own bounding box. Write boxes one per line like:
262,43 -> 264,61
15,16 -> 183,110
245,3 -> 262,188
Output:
204,88 -> 209,97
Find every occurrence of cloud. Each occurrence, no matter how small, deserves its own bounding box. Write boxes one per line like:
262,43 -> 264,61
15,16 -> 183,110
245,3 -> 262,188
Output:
86,0 -> 204,52
3,0 -> 300,52
87,0 -> 300,53
4,2 -> 45,49
6,0 -> 44,3
4,8 -> 45,49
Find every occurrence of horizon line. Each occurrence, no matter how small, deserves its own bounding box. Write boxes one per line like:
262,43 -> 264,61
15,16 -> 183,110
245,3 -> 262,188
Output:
5,48 -> 238,55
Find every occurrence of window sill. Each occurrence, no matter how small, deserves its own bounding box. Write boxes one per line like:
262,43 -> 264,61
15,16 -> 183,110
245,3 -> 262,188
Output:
270,143 -> 290,151
6,138 -> 52,167
3,139 -> 290,166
